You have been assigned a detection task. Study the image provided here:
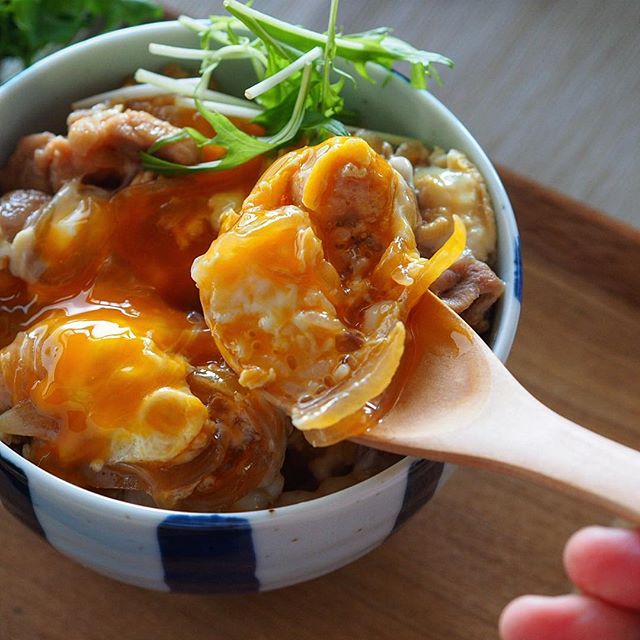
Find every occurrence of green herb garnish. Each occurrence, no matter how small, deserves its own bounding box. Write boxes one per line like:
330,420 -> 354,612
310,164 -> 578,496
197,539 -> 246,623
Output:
141,63 -> 313,174
0,0 -> 162,66
140,0 -> 453,174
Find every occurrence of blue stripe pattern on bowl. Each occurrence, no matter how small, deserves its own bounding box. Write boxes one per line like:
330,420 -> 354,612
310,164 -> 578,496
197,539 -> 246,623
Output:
392,459 -> 444,532
158,513 -> 259,592
0,449 -> 45,538
513,236 -> 523,302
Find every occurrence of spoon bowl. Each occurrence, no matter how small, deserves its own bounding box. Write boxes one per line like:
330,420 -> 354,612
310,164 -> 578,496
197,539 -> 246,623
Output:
357,290 -> 640,522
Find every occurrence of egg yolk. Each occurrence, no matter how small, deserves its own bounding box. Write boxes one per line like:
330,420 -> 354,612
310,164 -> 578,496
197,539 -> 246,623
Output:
2,312 -> 209,469
0,164 -> 264,478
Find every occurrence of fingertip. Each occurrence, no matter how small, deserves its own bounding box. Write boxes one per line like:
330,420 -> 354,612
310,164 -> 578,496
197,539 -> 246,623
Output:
499,595 -> 546,640
564,526 -> 640,610
499,595 -> 575,640
499,593 -> 640,640
563,526 -> 617,564
563,526 -> 609,581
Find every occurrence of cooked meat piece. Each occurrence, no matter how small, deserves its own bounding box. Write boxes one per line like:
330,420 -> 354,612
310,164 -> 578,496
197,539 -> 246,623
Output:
66,106 -> 197,185
67,105 -> 197,164
353,129 -> 393,158
0,106 -> 197,193
0,189 -> 51,241
0,133 -> 74,194
431,253 -> 505,333
0,134 -> 52,193
120,96 -> 186,127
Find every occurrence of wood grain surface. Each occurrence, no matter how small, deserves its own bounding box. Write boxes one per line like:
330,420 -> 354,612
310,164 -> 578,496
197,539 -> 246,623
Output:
161,0 -> 640,229
1,170 -> 638,640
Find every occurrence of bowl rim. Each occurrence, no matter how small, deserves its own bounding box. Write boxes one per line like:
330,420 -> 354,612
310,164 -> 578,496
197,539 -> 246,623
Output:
0,19 -> 521,522
0,435 -> 419,524
387,67 -> 521,363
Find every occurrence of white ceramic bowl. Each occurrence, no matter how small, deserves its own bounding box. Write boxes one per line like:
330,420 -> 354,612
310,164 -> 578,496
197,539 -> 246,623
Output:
0,21 -> 521,592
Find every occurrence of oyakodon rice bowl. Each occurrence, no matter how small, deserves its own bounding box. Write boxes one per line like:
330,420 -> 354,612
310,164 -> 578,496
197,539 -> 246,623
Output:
0,21 -> 520,592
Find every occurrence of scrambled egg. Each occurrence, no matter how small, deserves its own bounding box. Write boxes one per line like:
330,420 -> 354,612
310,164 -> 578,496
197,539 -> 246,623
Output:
413,148 -> 496,262
0,311 -> 209,469
193,137 -> 466,435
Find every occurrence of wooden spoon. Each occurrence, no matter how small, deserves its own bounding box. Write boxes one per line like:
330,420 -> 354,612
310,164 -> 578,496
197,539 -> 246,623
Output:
355,290 -> 640,522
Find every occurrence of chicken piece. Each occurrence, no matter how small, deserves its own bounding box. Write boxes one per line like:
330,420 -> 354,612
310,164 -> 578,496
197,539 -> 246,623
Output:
66,105 -> 197,185
431,252 -> 505,333
394,139 -> 431,166
0,132 -> 74,194
414,147 -> 496,263
192,137 -> 466,436
0,189 -> 51,268
0,189 -> 51,242
0,106 -> 197,193
117,96 -> 185,127
352,129 -> 393,158
8,179 -> 111,288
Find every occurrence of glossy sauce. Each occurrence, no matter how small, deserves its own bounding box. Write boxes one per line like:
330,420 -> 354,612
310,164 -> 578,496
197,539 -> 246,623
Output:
1,130 -> 469,509
0,163 -> 265,476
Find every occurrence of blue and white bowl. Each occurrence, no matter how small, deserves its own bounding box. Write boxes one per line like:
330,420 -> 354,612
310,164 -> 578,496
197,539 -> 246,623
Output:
0,21 -> 521,592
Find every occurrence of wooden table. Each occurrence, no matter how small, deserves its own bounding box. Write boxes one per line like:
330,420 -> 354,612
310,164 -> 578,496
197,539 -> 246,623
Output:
1,170 -> 638,639
161,0 -> 640,230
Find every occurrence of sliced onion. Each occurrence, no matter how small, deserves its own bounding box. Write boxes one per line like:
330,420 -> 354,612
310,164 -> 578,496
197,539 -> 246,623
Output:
0,402 -> 57,439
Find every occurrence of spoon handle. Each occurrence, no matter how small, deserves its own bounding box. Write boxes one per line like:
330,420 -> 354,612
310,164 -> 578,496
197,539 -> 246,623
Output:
368,373 -> 640,522
358,292 -> 640,520
436,386 -> 640,522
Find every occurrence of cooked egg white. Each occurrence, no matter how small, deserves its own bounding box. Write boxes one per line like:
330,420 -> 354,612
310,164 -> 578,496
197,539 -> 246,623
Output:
413,148 -> 496,262
0,312 -> 209,468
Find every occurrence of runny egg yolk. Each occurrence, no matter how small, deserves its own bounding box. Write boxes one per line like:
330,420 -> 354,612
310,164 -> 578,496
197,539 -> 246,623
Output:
0,165 -> 264,479
2,313 -> 209,469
